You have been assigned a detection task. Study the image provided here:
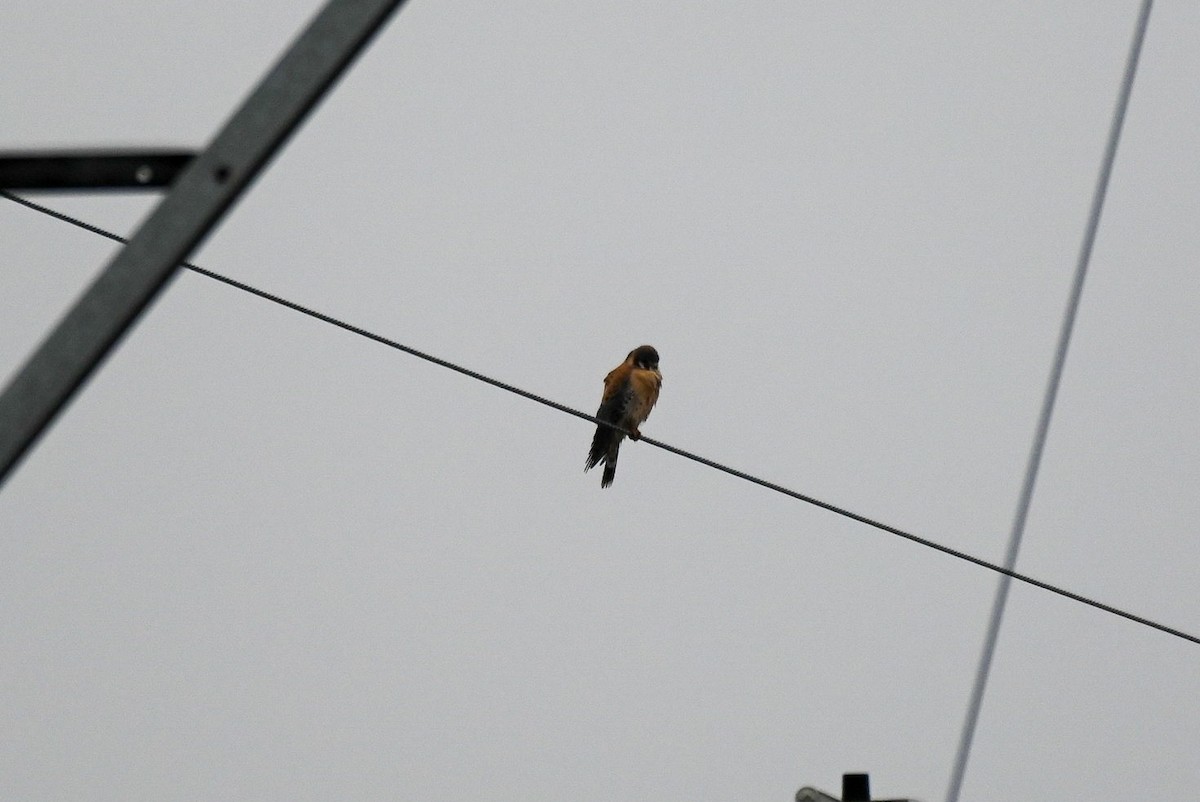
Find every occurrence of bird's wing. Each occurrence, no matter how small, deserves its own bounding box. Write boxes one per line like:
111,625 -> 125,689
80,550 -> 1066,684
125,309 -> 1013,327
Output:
597,364 -> 633,424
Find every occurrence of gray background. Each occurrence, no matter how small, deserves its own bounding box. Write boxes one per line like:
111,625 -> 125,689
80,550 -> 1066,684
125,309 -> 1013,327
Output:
2,2 -> 1198,800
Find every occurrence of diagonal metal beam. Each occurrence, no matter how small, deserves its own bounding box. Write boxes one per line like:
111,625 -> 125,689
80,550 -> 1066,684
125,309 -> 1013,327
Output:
0,0 -> 409,488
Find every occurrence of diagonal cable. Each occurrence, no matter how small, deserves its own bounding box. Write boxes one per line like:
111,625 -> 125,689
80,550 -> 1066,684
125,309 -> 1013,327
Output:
944,3 -> 1155,801
2,188 -> 1197,650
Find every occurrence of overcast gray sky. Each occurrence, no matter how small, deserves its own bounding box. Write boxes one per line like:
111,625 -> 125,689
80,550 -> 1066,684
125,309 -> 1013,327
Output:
3,2 -> 1199,800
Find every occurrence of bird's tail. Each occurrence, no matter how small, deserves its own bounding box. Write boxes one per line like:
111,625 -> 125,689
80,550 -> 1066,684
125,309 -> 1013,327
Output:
601,441 -> 619,488
585,426 -> 623,488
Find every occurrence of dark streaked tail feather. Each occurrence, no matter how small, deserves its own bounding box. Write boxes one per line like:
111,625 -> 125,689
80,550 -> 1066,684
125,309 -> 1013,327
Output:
601,442 -> 619,488
585,424 -> 623,488
585,424 -> 611,472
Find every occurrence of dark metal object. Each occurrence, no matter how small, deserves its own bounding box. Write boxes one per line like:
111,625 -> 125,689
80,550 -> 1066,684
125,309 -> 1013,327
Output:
0,0 -> 409,488
842,774 -> 871,802
0,150 -> 195,190
796,773 -> 914,802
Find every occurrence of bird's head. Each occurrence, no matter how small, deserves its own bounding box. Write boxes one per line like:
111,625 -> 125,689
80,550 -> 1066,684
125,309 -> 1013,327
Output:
628,345 -> 660,371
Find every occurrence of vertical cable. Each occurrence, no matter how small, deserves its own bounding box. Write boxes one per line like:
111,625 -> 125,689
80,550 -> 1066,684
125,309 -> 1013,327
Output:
944,3 -> 1154,800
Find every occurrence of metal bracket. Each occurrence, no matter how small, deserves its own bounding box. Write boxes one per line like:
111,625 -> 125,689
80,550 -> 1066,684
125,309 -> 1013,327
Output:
0,150 -> 196,191
0,0 -> 409,487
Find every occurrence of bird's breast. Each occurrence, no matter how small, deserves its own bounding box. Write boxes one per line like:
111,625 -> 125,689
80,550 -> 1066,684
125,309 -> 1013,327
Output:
626,369 -> 661,424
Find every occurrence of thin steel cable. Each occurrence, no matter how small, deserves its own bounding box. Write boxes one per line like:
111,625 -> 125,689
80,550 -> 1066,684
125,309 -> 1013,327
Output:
2,188 -> 1197,650
944,4 -> 1155,801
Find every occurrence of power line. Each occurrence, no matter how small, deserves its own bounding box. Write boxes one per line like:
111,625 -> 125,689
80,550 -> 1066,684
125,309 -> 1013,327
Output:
945,4 -> 1154,801
2,188 -> 1198,650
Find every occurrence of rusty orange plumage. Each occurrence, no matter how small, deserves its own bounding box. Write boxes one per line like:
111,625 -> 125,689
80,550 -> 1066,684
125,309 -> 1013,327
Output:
585,345 -> 661,488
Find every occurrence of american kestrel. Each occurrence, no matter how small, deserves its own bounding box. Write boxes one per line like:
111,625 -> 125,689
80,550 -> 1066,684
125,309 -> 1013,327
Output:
585,345 -> 662,488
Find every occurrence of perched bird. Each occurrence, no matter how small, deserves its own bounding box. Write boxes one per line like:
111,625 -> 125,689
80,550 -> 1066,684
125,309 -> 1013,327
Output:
585,345 -> 662,488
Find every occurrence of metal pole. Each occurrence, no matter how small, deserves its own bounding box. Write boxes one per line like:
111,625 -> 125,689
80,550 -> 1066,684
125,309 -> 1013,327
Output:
0,0 -> 409,488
